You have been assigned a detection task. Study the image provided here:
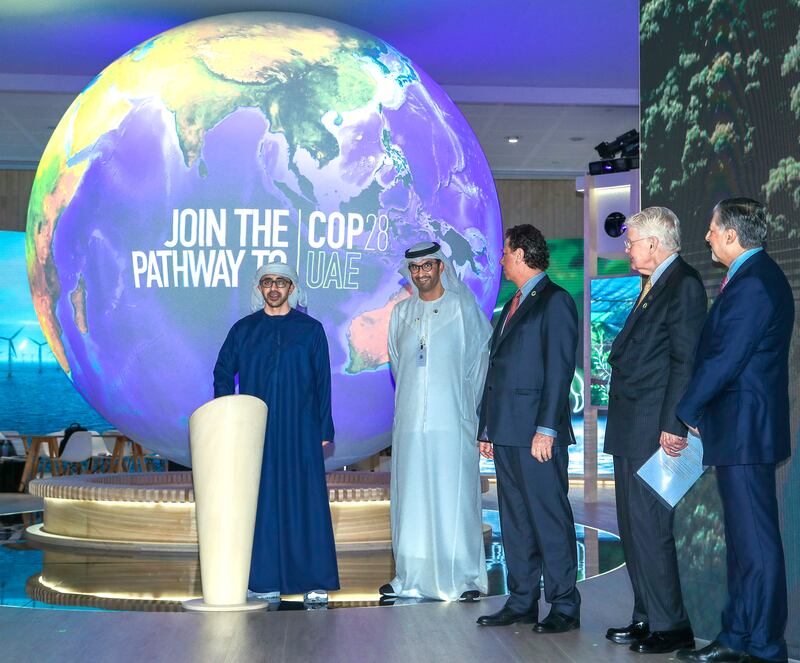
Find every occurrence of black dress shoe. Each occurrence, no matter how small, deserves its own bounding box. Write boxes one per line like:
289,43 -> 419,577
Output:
606,621 -> 649,645
378,583 -> 396,597
459,590 -> 481,602
532,612 -> 580,634
676,640 -> 748,662
476,606 -> 538,626
631,627 -> 695,654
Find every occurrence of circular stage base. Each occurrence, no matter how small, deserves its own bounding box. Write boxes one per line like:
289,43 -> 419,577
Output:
183,598 -> 267,612
27,471 -> 490,553
24,522 -> 197,555
3,510 -> 623,612
17,522 -> 622,612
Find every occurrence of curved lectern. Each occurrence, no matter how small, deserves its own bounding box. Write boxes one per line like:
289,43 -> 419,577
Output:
183,394 -> 268,612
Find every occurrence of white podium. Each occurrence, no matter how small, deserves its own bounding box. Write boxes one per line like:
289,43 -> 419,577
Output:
183,394 -> 268,612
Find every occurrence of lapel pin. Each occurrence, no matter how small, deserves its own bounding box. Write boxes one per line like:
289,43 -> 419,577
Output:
531,291 -> 537,297
642,302 -> 648,309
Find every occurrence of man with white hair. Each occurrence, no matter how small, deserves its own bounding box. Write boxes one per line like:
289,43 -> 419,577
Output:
214,262 -> 339,606
604,207 -> 707,654
380,240 -> 491,602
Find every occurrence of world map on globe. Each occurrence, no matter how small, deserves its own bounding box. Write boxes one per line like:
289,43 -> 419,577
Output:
26,12 -> 502,467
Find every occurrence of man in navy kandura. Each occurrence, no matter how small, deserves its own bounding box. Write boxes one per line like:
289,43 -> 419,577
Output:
214,262 -> 339,606
675,198 -> 793,663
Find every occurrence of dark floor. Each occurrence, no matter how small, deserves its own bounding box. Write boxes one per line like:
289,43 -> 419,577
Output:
3,486 -> 792,663
0,484 -> 663,663
0,571 -> 688,663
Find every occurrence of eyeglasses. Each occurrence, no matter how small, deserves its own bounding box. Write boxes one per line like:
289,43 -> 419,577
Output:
623,236 -> 654,250
259,277 -> 291,289
408,260 -> 439,274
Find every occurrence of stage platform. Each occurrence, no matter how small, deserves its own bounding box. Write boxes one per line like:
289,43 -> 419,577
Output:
0,568 -> 699,663
5,485 -> 786,663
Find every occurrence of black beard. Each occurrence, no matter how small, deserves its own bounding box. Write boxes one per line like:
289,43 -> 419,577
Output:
413,276 -> 439,293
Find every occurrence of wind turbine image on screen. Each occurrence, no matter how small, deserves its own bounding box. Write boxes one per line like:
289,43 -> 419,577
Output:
0,328 -> 22,377
28,338 -> 49,373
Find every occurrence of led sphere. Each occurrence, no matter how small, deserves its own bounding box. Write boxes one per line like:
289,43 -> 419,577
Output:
26,12 -> 502,467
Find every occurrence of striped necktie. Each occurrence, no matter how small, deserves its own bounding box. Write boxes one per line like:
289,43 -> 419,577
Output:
719,275 -> 729,292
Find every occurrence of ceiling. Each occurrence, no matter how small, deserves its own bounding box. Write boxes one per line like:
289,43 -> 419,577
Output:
0,0 -> 640,177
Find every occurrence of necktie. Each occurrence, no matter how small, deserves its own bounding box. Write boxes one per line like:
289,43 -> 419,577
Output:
635,277 -> 652,309
719,275 -> 729,292
502,290 -> 522,333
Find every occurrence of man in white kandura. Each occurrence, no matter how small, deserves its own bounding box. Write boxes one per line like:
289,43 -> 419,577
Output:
380,240 -> 491,602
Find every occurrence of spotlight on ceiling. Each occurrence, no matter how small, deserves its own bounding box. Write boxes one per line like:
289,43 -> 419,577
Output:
604,212 -> 627,238
506,136 -> 520,144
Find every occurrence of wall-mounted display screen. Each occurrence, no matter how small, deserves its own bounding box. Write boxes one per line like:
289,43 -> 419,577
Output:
589,275 -> 640,407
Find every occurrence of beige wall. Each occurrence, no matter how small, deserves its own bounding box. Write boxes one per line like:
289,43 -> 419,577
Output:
0,171 -> 584,240
495,179 -> 583,239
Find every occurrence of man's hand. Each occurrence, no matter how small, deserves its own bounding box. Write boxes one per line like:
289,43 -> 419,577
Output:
479,441 -> 493,460
659,431 -> 688,458
531,432 -> 554,463
322,440 -> 331,447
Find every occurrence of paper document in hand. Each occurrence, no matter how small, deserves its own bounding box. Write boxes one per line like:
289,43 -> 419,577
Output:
636,433 -> 706,509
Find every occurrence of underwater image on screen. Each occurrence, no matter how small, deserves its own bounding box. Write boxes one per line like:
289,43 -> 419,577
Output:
589,275 -> 639,407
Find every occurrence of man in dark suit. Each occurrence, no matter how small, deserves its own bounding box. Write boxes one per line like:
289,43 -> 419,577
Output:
603,207 -> 707,654
675,198 -> 793,663
476,224 -> 580,634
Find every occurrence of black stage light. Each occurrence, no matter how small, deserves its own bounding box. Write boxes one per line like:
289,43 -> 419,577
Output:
604,212 -> 627,238
594,141 -> 619,159
621,138 -> 639,158
593,129 -> 639,160
588,156 -> 639,175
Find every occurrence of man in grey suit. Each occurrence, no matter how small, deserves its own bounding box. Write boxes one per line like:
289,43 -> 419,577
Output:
476,224 -> 581,634
604,207 -> 707,654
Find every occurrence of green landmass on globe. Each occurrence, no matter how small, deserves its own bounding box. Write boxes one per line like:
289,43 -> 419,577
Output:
28,14 -> 424,374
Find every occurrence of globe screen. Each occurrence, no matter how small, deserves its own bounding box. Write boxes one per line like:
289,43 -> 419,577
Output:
26,12 -> 502,467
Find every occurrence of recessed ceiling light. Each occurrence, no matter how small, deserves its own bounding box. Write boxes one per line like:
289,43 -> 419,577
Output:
506,136 -> 520,144
569,136 -> 585,142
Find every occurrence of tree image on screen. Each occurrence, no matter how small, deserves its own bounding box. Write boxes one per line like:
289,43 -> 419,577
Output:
641,0 -> 800,647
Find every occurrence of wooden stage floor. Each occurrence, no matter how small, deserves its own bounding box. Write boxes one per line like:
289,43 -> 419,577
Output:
0,569 -> 692,663
0,483 -> 701,663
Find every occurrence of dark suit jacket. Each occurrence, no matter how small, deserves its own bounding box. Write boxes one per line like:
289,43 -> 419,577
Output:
478,275 -> 578,447
604,256 -> 707,458
676,250 -> 794,466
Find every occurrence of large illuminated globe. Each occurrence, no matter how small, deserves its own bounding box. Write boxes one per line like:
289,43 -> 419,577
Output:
26,12 -> 502,467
